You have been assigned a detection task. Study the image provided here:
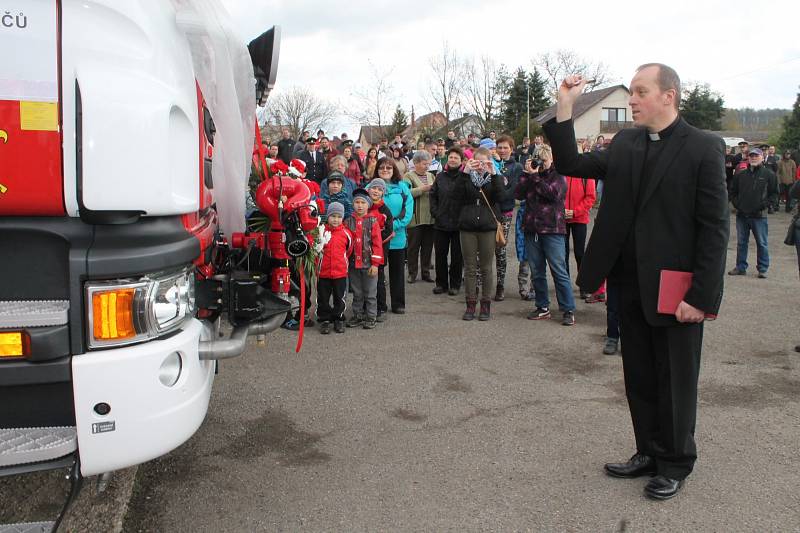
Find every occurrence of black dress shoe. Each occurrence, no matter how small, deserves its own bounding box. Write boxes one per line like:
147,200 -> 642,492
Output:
604,453 -> 656,478
392,307 -> 405,314
644,475 -> 684,500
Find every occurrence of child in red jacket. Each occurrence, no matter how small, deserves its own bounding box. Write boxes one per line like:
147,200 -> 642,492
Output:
345,188 -> 384,329
366,178 -> 394,322
316,202 -> 353,334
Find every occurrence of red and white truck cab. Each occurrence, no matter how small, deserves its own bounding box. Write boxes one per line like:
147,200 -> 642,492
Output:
0,0 -> 293,504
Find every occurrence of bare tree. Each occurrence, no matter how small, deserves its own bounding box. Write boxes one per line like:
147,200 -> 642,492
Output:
348,60 -> 396,135
463,55 -> 507,132
262,86 -> 338,139
426,42 -> 466,123
535,49 -> 615,99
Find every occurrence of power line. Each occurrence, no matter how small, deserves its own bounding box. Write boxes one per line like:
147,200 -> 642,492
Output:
713,56 -> 800,83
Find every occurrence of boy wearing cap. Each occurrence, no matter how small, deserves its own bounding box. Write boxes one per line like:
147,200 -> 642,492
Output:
316,202 -> 353,334
321,171 -> 353,220
344,189 -> 384,329
367,178 -> 395,321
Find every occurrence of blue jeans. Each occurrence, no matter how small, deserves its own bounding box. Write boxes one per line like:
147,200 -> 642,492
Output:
735,214 -> 769,273
525,232 -> 575,312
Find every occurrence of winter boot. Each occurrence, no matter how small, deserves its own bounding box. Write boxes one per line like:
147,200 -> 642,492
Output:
478,299 -> 491,321
462,298 -> 477,321
493,285 -> 505,302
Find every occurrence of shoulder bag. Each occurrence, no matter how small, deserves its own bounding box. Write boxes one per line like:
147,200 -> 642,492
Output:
479,187 -> 506,248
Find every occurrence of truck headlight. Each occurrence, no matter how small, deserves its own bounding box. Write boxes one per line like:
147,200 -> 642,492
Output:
86,268 -> 195,349
150,270 -> 195,334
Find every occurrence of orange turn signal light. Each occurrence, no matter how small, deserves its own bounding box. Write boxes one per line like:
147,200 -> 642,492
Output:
0,331 -> 27,358
92,289 -> 137,341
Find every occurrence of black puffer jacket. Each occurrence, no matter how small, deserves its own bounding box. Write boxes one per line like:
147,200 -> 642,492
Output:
430,166 -> 468,231
453,172 -> 503,232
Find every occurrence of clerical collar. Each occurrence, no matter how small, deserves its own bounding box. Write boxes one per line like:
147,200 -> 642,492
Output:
647,116 -> 680,142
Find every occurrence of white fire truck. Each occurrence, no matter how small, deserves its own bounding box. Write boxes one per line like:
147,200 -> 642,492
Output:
1,1 -> 313,530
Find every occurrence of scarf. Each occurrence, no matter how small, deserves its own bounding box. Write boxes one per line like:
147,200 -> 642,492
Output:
469,169 -> 492,189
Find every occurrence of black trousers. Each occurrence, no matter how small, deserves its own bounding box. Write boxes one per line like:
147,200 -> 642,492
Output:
407,225 -> 435,279
386,248 -> 406,311
606,280 -> 621,339
434,229 -> 463,290
376,264 -> 387,313
620,284 -> 703,480
565,222 -> 587,275
316,277 -> 347,322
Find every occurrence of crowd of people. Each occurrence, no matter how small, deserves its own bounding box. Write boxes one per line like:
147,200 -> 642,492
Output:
253,123 -> 800,357
252,126 -> 636,355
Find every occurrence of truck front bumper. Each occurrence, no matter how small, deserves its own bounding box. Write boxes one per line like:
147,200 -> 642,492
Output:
72,318 -> 214,476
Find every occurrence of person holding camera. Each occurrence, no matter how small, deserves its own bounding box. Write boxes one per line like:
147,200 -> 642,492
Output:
515,145 -> 576,325
453,147 -> 504,320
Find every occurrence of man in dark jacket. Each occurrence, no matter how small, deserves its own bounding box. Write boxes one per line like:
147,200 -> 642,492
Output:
430,146 -> 467,295
732,140 -> 749,168
277,128 -> 296,164
494,135 -> 523,301
544,64 -> 729,500
298,137 -> 327,184
728,147 -> 779,278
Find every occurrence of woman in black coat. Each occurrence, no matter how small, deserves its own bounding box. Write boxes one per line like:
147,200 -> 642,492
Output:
430,146 -> 468,296
452,146 -> 503,320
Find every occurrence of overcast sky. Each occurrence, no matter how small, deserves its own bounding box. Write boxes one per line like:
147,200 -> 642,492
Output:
221,0 -> 799,136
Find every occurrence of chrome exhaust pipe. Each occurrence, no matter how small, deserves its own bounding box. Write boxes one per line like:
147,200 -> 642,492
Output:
198,313 -> 285,360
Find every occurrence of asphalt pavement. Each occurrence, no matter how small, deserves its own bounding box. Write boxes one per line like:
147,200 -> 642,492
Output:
122,210 -> 800,532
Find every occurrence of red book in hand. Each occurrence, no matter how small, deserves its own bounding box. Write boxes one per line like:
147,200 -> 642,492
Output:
657,270 -> 717,320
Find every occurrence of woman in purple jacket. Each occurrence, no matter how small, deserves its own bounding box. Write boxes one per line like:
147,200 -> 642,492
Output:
515,145 -> 576,325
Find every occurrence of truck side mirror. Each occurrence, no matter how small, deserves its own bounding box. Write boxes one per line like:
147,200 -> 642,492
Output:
248,25 -> 281,106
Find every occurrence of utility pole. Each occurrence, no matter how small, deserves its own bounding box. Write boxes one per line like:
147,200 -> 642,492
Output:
526,83 -> 530,139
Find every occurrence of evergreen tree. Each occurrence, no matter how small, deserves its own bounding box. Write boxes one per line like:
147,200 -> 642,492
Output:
501,68 -> 529,133
528,67 -> 551,117
777,88 -> 800,151
680,84 -> 725,130
500,67 -> 551,137
388,105 -> 409,138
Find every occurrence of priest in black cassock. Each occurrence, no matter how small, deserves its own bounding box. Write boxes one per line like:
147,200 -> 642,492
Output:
543,64 -> 729,500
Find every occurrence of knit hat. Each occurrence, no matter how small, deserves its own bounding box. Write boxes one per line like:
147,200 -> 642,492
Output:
352,187 -> 373,207
327,171 -> 345,183
327,202 -> 345,218
366,178 -> 386,193
479,138 -> 496,149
